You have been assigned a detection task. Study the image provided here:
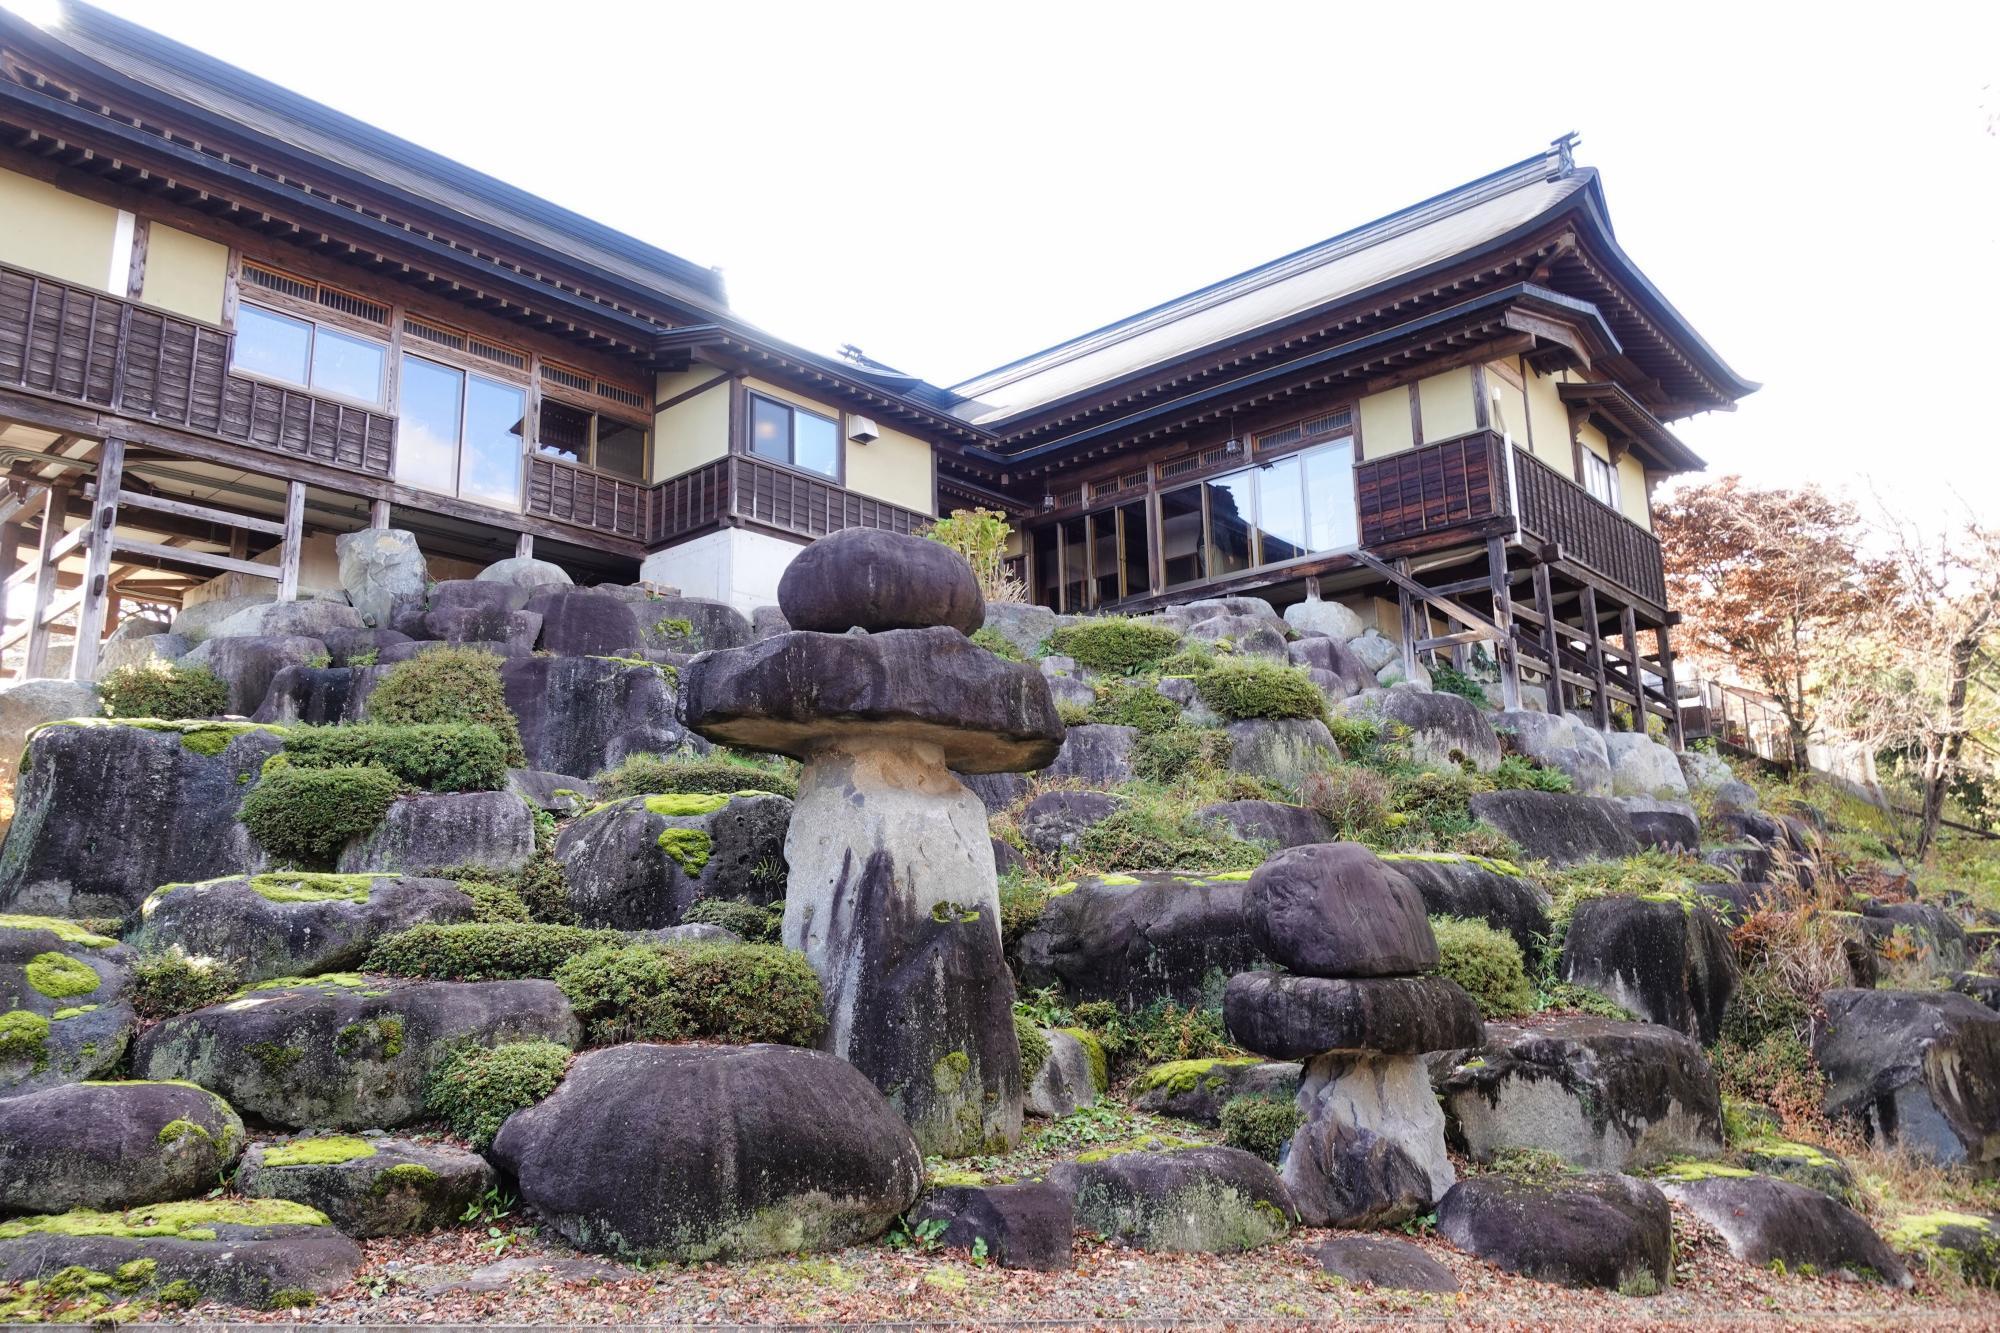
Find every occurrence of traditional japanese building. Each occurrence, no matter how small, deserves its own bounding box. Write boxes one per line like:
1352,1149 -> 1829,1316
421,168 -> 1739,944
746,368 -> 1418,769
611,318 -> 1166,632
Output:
0,2 -> 1754,740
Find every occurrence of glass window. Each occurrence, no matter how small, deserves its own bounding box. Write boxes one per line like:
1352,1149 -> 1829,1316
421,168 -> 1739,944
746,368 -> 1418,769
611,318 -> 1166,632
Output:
596,420 -> 647,480
233,304 -> 311,385
537,401 -> 590,464
1119,500 -> 1149,600
1090,511 -> 1120,607
461,375 -> 525,511
1582,450 -> 1620,508
1032,525 -> 1060,610
1160,486 -> 1205,589
1303,440 -> 1357,552
395,354 -> 462,495
309,326 -> 385,404
1256,456 -> 1308,564
1206,470 -> 1255,577
1060,517 -> 1088,613
748,393 -> 839,479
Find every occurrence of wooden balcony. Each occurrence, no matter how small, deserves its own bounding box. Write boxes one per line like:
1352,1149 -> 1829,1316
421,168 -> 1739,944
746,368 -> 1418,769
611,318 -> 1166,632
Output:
525,455 -> 650,541
1355,431 -> 1667,608
629,453 -> 935,548
0,263 -> 395,477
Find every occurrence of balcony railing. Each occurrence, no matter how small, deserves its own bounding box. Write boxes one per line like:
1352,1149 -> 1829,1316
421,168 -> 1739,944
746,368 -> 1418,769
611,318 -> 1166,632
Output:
1354,431 -> 1667,607
525,455 -> 650,541
0,263 -> 395,477
621,453 -> 934,548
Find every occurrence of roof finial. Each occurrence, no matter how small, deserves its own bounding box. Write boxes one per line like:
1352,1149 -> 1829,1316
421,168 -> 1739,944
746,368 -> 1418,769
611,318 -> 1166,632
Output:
1551,132 -> 1580,175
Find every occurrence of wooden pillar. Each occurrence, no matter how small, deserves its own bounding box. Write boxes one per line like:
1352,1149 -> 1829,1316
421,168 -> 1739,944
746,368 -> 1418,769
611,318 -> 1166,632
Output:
1580,584 -> 1611,731
228,527 -> 248,562
0,520 -> 18,663
370,499 -> 392,529
276,480 -> 306,603
1655,622 -> 1685,751
1620,604 -> 1645,733
1532,561 -> 1564,717
515,533 -> 534,560
1486,536 -> 1520,711
1395,557 -> 1418,684
23,485 -> 69,680
70,438 -> 126,683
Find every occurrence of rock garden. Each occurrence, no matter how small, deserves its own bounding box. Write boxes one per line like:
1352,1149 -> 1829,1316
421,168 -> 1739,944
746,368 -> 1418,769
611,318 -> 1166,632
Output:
0,529 -> 1996,1326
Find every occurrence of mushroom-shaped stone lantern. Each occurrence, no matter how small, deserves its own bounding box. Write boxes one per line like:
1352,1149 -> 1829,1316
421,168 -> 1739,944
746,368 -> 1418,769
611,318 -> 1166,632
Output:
682,529 -> 1065,1156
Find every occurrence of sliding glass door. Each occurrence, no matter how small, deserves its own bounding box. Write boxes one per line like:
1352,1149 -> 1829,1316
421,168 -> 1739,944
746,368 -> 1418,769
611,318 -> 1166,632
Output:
395,352 -> 526,510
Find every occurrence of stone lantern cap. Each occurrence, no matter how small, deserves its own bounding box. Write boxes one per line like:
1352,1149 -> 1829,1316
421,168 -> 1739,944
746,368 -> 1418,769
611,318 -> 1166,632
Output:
681,625 -> 1064,773
777,528 -> 985,636
1223,971 -> 1483,1060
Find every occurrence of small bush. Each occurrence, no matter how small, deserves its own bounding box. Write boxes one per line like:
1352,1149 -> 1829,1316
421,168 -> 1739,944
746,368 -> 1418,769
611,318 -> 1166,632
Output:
998,875 -> 1051,953
970,626 -> 1022,661
1156,646 -> 1219,677
593,751 -> 798,803
1430,916 -> 1534,1017
424,1040 -> 570,1147
1325,715 -> 1386,757
1429,660 -> 1491,706
238,765 -> 401,866
1301,765 -> 1394,841
367,646 -> 523,764
554,942 -> 826,1047
1125,999 -> 1236,1066
1194,660 -> 1326,722
98,661 -> 228,721
1493,754 -> 1574,794
1047,617 -> 1183,675
129,949 -> 239,1018
1077,787 -> 1267,873
1221,1095 -> 1301,1163
283,723 -> 508,793
1133,726 -> 1231,786
1388,766 -> 1489,848
1087,679 -> 1183,734
428,861 -> 571,925
1016,1013 -> 1052,1084
680,897 -> 784,943
366,922 -> 624,980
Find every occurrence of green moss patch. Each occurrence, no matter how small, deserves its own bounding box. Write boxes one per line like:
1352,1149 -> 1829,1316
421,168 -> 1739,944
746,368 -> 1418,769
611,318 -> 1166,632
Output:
25,952 -> 100,999
262,1135 -> 378,1168
0,1010 -> 51,1071
645,792 -> 731,818
38,716 -> 284,756
51,1004 -> 100,1021
0,915 -> 117,948
0,1199 -> 327,1242
658,827 -> 714,876
155,1119 -> 211,1148
1652,1160 -> 1756,1183
249,873 -> 379,905
1131,1057 -> 1262,1097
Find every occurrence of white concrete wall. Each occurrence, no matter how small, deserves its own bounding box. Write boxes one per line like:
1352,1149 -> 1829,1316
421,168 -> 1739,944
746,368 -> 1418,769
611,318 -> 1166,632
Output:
639,527 -> 800,614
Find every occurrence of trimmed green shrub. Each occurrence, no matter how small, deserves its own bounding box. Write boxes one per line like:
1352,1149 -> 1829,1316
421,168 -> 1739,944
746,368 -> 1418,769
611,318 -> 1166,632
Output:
1325,715 -> 1386,757
1132,725 -> 1231,785
970,626 -> 1023,661
554,941 -> 826,1048
129,949 -> 240,1018
283,723 -> 508,792
424,1040 -> 570,1148
98,661 -> 228,721
1156,646 -> 1219,677
1047,617 -> 1183,675
1194,659 -> 1325,722
592,751 -> 798,803
1077,787 -> 1267,873
1221,1095 -> 1302,1163
1493,753 -> 1574,794
366,646 -> 524,764
365,923 -> 624,980
1087,679 -> 1183,734
238,765 -> 401,866
1015,1013 -> 1052,1084
1429,915 -> 1534,1017
680,898 -> 784,943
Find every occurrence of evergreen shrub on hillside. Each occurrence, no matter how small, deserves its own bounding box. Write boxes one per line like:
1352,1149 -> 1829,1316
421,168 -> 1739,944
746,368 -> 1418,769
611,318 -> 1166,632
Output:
283,723 -> 508,792
366,646 -> 523,764
1221,1095 -> 1302,1163
98,661 -> 228,721
1047,617 -> 1183,675
1194,660 -> 1325,722
129,949 -> 239,1018
1429,915 -> 1534,1017
238,764 -> 401,866
1087,679 -> 1183,734
680,898 -> 784,943
424,1040 -> 570,1147
366,922 -> 624,981
592,751 -> 798,803
554,941 -> 825,1048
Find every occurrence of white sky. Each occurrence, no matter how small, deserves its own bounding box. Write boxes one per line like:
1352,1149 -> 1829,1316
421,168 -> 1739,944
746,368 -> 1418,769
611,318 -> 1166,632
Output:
41,0 -> 2000,516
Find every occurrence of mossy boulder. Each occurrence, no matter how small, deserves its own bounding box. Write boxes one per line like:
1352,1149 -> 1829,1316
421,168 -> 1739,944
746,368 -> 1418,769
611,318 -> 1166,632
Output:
1045,1146 -> 1296,1253
553,792 -> 792,929
1129,1057 -> 1298,1127
1383,852 -> 1552,965
1015,872 -> 1264,1010
0,916 -> 135,1095
335,791 -> 537,876
181,634 -> 330,715
1338,687 -> 1501,773
1025,1028 -> 1105,1120
1814,988 -> 2000,1170
1885,1210 -> 2000,1286
0,1199 -> 359,1309
1659,1172 -> 1908,1286
0,720 -> 283,917
236,1135 -> 496,1238
490,1043 -> 923,1262
909,1181 -> 1074,1271
1559,895 -> 1739,1045
0,1080 -> 243,1213
1733,1137 -> 1857,1204
1466,790 -> 1641,868
500,654 -> 696,778
130,874 -> 476,983
133,977 -> 579,1129
1436,1172 -> 1671,1292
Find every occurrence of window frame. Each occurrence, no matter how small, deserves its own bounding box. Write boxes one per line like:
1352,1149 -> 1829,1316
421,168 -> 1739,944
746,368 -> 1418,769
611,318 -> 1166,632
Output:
1580,448 -> 1620,509
744,391 -> 843,484
394,350 -> 530,512
229,298 -> 388,410
535,399 -> 651,483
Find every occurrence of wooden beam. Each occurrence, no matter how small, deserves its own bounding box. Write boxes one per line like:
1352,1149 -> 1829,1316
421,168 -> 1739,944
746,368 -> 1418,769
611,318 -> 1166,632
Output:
1533,560 -> 1564,717
1656,622 -> 1684,751
1621,604 -> 1645,733
108,488 -> 287,537
1581,584 -> 1610,731
1395,558 -> 1418,683
70,438 -> 125,683
515,533 -> 534,560
277,480 -> 305,603
370,499 -> 391,529
22,484 -> 68,680
1351,551 -> 1505,640
1487,536 -> 1521,712
112,538 -> 276,581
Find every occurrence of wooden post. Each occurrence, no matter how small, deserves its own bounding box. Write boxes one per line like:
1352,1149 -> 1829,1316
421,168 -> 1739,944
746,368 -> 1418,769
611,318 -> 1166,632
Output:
1486,536 -> 1521,711
70,438 -> 126,683
1655,622 -> 1685,751
1620,604 -> 1645,733
0,520 -> 18,661
370,499 -> 391,529
515,533 -> 534,560
276,481 -> 306,603
23,485 -> 69,680
1580,584 -> 1611,731
1395,558 -> 1417,684
1532,561 -> 1564,716
228,527 -> 248,562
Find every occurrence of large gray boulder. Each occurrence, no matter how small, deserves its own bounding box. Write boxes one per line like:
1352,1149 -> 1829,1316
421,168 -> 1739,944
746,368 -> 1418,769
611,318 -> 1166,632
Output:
1621,797 -> 1702,853
1340,687 -> 1501,773
981,602 -> 1057,659
525,588 -> 645,657
1047,1146 -> 1296,1252
1604,732 -> 1689,798
1559,895 -> 1740,1044
0,678 -> 97,807
135,977 -> 579,1128
1129,1057 -> 1297,1127
476,556 -> 572,597
630,594 -> 752,653
1224,717 -> 1337,788
1380,852 -> 1551,964
491,1043 -> 923,1261
237,1135 -> 497,1238
391,580 -> 542,650
1042,723 -> 1137,787
1496,709 -> 1612,796
777,528 -> 984,636
1437,1172 -> 1672,1292
0,1079 -> 243,1213
1286,634 -> 1377,700
909,1180 -> 1075,1271
1282,597 -> 1363,643
1659,1171 -> 1909,1286
1224,972 -> 1480,1060
96,629 -> 191,678
0,720 -> 282,917
208,598 -> 366,643
169,593 -> 274,644
1185,613 -> 1288,659
336,791 -> 537,876
1286,1053 -> 1457,1228
1436,1018 -> 1724,1170
1467,790 -> 1642,866
501,654 -> 693,777
182,634 -> 328,715
1016,872 -> 1261,1010
0,917 -> 135,1095
130,872 -> 477,983
1026,1027 -> 1105,1119
554,792 -> 791,929
1018,789 -> 1124,857
1814,988 -> 2000,1170
251,664 -> 363,725
337,528 -> 428,628
1310,1234 -> 1459,1292
1247,842 -> 1437,978
1197,800 -> 1332,851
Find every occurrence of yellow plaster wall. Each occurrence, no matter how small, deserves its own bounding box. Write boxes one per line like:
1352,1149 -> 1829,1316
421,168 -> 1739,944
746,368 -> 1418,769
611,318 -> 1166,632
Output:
1416,366 -> 1477,441
1484,361 -> 1528,449
0,167 -> 120,291
1358,388 -> 1414,459
1522,366 -> 1575,473
1617,454 -> 1651,529
141,223 -> 227,324
744,376 -> 935,514
653,368 -> 729,479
